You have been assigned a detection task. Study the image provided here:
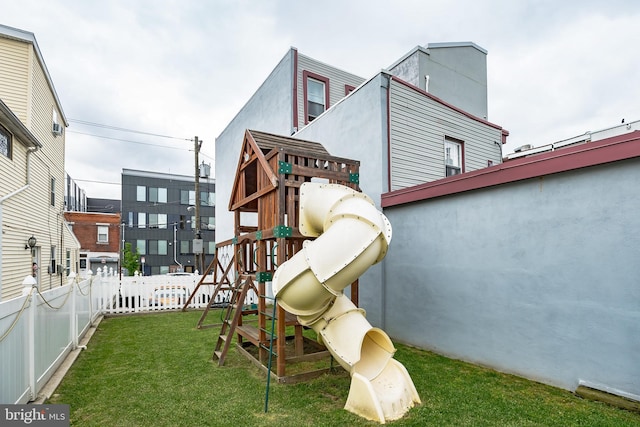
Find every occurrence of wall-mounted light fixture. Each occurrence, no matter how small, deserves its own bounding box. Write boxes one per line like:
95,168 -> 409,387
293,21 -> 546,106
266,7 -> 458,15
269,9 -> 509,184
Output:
25,235 -> 37,250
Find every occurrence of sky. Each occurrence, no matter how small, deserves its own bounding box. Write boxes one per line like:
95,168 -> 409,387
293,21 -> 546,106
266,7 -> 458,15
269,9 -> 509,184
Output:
3,0 -> 639,200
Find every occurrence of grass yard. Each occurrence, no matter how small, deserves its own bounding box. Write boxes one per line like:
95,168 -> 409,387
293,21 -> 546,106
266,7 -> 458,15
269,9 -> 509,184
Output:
48,311 -> 640,426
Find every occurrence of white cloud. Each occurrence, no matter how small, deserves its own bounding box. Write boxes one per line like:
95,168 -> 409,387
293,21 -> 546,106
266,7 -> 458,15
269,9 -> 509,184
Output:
3,0 -> 639,198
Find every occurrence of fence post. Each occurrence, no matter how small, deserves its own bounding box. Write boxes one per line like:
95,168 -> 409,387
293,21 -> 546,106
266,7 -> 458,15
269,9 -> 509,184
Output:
69,272 -> 78,349
22,276 -> 37,401
82,271 -> 91,316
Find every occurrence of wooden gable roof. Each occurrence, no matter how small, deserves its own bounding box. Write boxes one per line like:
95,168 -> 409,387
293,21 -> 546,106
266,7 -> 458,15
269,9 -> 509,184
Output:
228,129 -> 332,212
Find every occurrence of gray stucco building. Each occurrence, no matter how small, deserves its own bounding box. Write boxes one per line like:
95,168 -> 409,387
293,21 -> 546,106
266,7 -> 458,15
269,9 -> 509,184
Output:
215,42 -> 507,325
213,40 -> 640,403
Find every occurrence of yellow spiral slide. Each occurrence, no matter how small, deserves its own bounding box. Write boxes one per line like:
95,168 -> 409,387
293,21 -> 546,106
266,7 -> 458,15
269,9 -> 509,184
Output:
272,182 -> 420,423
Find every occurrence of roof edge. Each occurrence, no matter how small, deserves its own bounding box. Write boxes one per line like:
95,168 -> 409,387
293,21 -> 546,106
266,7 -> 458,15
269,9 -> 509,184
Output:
0,24 -> 68,126
382,131 -> 640,208
427,41 -> 488,55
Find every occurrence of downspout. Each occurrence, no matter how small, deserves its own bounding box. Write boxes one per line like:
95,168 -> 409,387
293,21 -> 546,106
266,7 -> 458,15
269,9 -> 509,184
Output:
173,223 -> 183,271
383,72 -> 393,331
0,147 -> 38,298
384,73 -> 392,193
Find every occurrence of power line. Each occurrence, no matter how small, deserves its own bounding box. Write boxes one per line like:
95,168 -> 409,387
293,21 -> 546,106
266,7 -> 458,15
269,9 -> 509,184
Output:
67,130 -> 189,151
67,117 -> 214,161
72,178 -> 120,186
68,118 -> 192,141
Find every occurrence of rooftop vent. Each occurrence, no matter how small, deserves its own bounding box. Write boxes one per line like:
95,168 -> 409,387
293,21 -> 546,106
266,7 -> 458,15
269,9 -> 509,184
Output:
514,144 -> 533,153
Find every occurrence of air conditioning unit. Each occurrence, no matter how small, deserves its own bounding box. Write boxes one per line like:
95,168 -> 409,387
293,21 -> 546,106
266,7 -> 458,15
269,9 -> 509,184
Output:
52,123 -> 63,136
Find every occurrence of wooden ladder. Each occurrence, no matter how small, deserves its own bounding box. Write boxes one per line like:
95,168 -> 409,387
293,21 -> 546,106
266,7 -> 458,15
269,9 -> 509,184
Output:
183,249 -> 236,329
212,274 -> 257,365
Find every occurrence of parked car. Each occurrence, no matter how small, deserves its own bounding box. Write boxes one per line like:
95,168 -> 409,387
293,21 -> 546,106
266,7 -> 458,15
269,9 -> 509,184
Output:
148,286 -> 189,307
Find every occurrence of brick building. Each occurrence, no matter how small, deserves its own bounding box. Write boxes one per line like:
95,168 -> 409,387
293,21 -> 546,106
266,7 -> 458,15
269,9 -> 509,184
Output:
64,211 -> 121,275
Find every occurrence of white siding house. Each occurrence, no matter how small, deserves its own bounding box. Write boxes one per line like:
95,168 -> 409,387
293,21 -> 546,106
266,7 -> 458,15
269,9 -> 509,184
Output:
0,24 -> 79,300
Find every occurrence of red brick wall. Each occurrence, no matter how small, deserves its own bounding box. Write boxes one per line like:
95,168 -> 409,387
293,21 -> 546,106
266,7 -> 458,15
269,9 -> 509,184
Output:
64,212 -> 121,252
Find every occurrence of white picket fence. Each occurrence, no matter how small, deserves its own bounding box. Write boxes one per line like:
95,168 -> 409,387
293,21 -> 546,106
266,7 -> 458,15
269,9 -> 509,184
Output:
0,268 -> 220,404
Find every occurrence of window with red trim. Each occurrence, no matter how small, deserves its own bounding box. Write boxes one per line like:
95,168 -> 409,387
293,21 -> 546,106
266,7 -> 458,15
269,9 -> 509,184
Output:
444,137 -> 464,176
303,71 -> 330,123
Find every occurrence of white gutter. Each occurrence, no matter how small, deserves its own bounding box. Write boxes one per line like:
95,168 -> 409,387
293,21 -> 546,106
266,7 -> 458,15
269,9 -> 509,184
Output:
0,147 -> 38,299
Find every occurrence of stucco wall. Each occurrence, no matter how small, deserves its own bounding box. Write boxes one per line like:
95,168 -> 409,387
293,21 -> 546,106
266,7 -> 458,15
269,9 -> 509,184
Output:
389,43 -> 488,120
214,51 -> 294,242
382,157 -> 640,397
294,74 -> 388,326
420,44 -> 488,120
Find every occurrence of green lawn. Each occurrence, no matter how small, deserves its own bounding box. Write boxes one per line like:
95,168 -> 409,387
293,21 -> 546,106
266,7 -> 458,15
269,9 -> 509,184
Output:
48,311 -> 640,426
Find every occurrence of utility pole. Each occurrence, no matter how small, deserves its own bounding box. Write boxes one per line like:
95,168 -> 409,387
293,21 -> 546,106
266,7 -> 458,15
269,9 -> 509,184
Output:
194,136 -> 203,272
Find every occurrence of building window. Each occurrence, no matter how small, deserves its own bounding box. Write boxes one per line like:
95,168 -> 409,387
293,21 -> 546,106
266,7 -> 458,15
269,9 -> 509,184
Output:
158,213 -> 167,229
136,239 -> 146,255
138,212 -> 146,229
303,71 -> 330,124
65,249 -> 71,275
97,225 -> 109,243
149,240 -> 168,256
50,246 -> 56,274
149,187 -> 167,203
180,240 -> 190,255
136,185 -> 146,202
181,190 -> 195,205
52,110 -> 61,134
149,213 -> 167,228
201,216 -> 215,230
201,191 -> 215,206
205,241 -> 216,255
79,254 -> 87,270
345,84 -> 355,95
128,212 -> 134,227
158,240 -> 168,255
444,137 -> 464,177
50,176 -> 56,206
0,124 -> 11,159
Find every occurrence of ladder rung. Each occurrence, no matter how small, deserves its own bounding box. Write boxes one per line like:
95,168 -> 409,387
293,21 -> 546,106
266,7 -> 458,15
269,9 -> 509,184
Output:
259,344 -> 276,355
